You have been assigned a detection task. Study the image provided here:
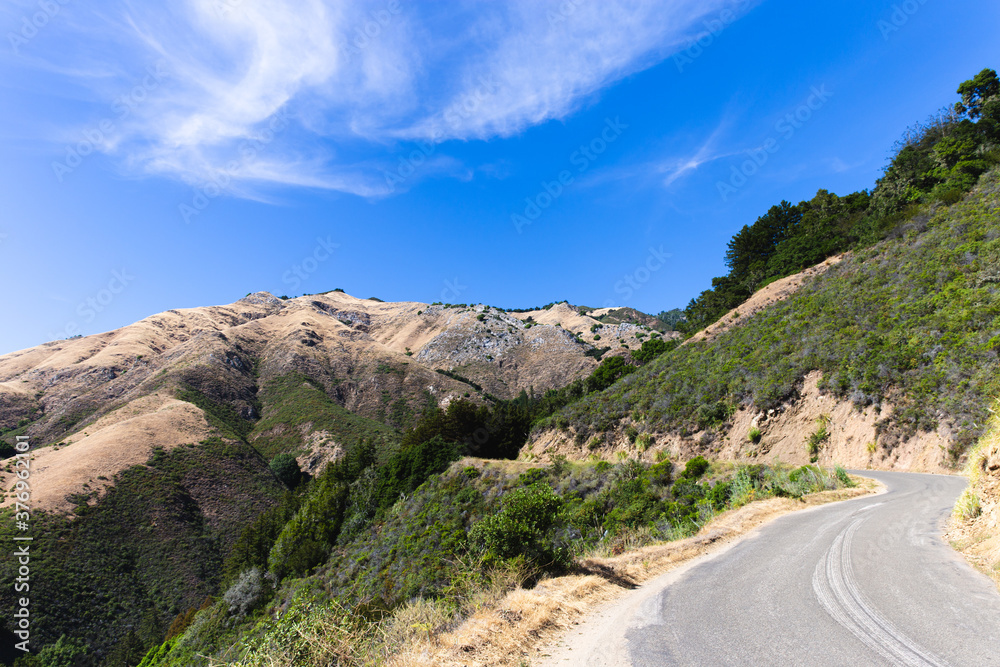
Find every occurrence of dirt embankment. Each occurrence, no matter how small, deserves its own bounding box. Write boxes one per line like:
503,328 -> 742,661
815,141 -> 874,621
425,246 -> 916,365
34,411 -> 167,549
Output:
685,254 -> 844,345
947,408 -> 1000,590
388,478 -> 880,666
526,371 -> 955,474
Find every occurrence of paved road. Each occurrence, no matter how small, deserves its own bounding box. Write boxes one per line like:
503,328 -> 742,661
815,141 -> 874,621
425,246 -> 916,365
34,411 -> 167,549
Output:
564,472 -> 1000,666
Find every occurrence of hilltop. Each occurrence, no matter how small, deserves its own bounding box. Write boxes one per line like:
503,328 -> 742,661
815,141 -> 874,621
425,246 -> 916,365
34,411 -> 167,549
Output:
0,291 -> 668,513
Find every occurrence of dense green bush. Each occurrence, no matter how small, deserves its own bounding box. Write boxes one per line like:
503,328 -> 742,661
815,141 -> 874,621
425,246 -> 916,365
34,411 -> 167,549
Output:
587,356 -> 634,392
268,453 -> 302,488
468,485 -> 568,568
632,338 -> 677,364
680,456 -> 710,480
373,435 -> 460,513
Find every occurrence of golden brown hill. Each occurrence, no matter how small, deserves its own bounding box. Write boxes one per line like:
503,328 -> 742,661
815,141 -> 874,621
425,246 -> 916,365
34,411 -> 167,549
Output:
0,291 -> 662,511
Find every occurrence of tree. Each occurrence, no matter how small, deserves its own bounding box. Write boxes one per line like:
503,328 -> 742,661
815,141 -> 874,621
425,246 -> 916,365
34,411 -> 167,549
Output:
956,68 -> 1000,120
269,453 -> 302,488
32,635 -> 88,667
586,356 -> 634,392
724,201 -> 801,291
655,308 -> 686,330
632,338 -> 676,365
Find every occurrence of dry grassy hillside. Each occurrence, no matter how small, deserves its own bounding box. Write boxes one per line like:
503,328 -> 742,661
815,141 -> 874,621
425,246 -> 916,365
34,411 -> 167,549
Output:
0,291 -> 662,512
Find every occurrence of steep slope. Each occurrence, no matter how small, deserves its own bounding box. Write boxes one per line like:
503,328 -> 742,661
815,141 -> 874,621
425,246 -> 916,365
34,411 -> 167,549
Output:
948,405 -> 1000,590
524,169 -> 1000,471
0,292 -> 655,662
0,291 -> 640,513
685,254 -> 844,344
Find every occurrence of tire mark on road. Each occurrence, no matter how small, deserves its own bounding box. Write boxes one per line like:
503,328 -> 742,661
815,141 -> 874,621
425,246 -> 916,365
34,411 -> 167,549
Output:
812,516 -> 950,666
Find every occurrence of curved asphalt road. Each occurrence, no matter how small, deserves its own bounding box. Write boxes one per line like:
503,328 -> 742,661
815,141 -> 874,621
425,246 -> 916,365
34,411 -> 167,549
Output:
569,472 -> 1000,666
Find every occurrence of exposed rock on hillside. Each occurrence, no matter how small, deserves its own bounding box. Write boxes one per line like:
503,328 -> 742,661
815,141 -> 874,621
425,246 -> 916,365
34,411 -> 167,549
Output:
0,291 -> 658,512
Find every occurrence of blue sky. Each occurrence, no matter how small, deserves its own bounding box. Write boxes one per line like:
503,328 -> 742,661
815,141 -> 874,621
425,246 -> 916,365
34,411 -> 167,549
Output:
0,0 -> 997,355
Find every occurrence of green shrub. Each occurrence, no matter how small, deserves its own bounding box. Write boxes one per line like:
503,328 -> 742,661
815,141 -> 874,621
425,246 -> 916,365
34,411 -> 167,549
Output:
680,456 -> 710,480
29,635 -> 89,667
268,453 -> 302,488
587,356 -> 633,392
807,417 -> 831,462
268,472 -> 348,578
373,436 -> 460,513
468,485 -> 568,569
632,338 -> 676,364
696,401 -> 730,428
223,568 -> 268,619
748,426 -> 762,444
954,488 -> 982,519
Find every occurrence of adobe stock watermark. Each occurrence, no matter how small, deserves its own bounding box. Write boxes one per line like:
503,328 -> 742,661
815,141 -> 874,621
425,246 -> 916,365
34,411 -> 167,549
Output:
382,75 -> 500,193
48,269 -> 135,341
7,0 -> 72,55
440,277 -> 467,302
604,246 -> 672,305
878,0 -> 929,40
339,0 -> 403,63
673,1 -> 751,73
282,237 -> 339,291
213,0 -> 244,17
11,435 -> 33,655
52,60 -> 169,183
716,84 -> 832,202
511,116 -> 628,234
179,109 -> 290,224
546,0 -> 588,26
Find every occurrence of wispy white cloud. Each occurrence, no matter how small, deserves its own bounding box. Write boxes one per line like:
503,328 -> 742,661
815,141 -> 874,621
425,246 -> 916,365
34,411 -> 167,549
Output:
29,0 -> 756,196
660,123 -> 730,187
570,116 -> 740,191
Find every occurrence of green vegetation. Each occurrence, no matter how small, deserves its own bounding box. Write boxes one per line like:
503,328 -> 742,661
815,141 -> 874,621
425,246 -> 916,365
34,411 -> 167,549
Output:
249,374 -> 394,459
11,67 -> 999,666
268,453 -> 302,488
807,415 -> 831,462
176,386 -> 255,441
677,69 -> 1000,335
140,457 -> 848,666
555,165 -> 1000,458
434,368 -> 483,392
631,337 -> 678,364
0,438 -> 284,665
468,484 -> 569,569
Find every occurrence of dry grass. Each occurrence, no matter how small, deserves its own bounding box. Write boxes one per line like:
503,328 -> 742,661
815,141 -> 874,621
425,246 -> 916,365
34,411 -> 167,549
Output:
0,393 -> 212,512
947,405 -> 1000,591
386,476 -> 879,666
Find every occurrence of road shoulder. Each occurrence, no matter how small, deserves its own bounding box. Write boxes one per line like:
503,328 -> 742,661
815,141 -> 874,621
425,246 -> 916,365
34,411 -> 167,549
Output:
391,476 -> 881,666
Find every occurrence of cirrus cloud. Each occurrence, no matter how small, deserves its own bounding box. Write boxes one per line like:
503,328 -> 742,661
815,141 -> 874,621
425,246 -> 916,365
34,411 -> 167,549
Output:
29,0 -> 758,196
